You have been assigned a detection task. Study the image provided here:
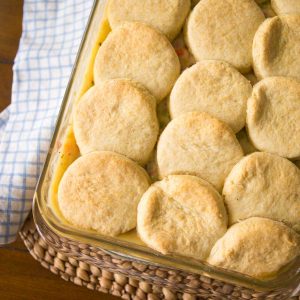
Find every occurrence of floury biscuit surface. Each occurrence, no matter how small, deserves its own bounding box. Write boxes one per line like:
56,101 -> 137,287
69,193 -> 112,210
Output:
94,22 -> 180,102
169,60 -> 252,133
184,0 -> 265,73
223,152 -> 300,232
253,15 -> 300,80
208,217 -> 300,279
157,112 -> 244,191
137,175 -> 228,259
107,0 -> 190,41
58,151 -> 150,236
247,77 -> 300,159
73,79 -> 159,165
271,0 -> 300,15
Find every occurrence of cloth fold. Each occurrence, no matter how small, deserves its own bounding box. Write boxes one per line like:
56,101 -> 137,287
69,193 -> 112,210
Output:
0,0 -> 93,244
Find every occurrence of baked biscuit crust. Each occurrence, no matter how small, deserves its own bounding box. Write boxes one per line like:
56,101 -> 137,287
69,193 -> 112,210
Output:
94,22 -> 180,102
253,15 -> 300,80
73,79 -> 159,165
223,152 -> 300,232
247,77 -> 300,159
169,60 -> 252,133
271,0 -> 300,15
157,112 -> 244,191
137,175 -> 228,259
208,217 -> 300,279
58,151 -> 150,236
108,0 -> 191,41
185,0 -> 265,73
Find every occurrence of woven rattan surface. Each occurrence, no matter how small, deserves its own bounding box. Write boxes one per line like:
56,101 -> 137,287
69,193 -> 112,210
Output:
19,214 -> 300,300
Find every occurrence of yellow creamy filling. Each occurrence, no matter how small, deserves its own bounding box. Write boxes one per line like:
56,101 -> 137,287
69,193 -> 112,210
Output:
49,19 -> 111,220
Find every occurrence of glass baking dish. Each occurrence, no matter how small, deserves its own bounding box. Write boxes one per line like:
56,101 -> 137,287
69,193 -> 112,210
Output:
33,0 -> 300,298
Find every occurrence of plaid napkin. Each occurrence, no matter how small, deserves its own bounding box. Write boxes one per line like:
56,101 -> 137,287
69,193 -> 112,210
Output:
0,0 -> 94,244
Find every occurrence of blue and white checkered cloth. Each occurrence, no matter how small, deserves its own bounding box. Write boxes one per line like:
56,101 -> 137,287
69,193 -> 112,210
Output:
0,0 -> 94,244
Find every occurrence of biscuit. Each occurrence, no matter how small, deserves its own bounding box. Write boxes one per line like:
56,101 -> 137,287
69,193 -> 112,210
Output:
247,77 -> 300,159
58,151 -> 150,236
137,175 -> 228,259
184,0 -> 265,73
253,15 -> 300,80
73,79 -> 159,165
157,112 -> 244,191
169,60 -> 252,133
223,152 -> 300,232
236,129 -> 257,155
207,217 -> 300,279
94,22 -> 180,102
271,0 -> 300,15
107,0 -> 191,41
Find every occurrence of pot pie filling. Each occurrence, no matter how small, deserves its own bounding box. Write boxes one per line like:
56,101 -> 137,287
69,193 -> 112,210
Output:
49,0 -> 300,279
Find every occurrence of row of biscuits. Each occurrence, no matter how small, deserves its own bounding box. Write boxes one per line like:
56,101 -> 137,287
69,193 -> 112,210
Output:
58,150 -> 300,279
57,0 -> 300,279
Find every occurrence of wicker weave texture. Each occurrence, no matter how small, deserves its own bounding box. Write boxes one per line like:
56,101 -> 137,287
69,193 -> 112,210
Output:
19,215 -> 300,300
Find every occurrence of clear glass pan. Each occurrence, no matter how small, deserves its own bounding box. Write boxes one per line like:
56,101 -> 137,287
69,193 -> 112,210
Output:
33,0 -> 300,296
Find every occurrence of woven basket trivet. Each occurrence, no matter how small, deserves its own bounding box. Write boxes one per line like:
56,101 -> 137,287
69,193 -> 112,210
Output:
19,215 -> 299,300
